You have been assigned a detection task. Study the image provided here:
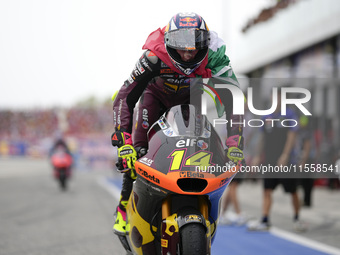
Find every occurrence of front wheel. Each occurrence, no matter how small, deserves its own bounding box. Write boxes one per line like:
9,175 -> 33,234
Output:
179,223 -> 207,255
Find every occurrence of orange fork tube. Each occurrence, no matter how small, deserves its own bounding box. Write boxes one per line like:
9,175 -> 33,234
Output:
198,196 -> 208,219
162,195 -> 171,219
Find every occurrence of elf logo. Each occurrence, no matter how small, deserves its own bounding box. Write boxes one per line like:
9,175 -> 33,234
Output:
176,138 -> 197,147
142,109 -> 149,129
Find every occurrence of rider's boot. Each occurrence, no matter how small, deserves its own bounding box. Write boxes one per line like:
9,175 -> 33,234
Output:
113,200 -> 128,235
113,148 -> 147,235
113,173 -> 134,235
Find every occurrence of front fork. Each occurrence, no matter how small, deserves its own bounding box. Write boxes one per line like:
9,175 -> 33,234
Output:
161,195 -> 212,255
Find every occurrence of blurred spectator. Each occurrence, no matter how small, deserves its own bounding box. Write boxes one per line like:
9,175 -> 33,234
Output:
219,176 -> 247,225
248,89 -> 306,232
297,115 -> 315,207
0,104 -> 113,159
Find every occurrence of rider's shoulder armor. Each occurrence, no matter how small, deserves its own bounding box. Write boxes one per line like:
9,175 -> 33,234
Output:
124,50 -> 161,87
144,50 -> 160,65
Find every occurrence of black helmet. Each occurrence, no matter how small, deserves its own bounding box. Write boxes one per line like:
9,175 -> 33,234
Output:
164,12 -> 210,75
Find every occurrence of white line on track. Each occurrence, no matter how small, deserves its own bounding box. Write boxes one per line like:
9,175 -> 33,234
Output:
97,176 -> 121,201
270,227 -> 340,254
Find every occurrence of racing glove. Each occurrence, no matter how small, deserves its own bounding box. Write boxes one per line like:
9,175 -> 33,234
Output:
226,135 -> 244,164
111,131 -> 137,179
116,145 -> 138,179
111,131 -> 133,147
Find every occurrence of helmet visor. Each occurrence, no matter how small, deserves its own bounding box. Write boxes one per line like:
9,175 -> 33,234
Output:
165,29 -> 210,50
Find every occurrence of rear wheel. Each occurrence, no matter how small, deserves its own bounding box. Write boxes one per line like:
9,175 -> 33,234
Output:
180,223 -> 207,255
59,172 -> 67,191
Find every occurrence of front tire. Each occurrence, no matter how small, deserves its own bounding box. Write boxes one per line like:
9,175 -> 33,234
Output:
180,223 -> 207,255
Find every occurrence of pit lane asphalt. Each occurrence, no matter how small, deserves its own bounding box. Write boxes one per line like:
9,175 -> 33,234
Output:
1,157 -> 339,255
0,157 -> 125,255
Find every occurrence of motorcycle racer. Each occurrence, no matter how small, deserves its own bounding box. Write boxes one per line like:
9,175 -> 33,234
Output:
111,12 -> 244,235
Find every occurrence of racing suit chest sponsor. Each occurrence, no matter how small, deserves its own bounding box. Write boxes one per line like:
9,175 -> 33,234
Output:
159,62 -> 190,93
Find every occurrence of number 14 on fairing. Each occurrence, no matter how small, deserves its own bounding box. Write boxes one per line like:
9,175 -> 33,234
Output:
167,149 -> 213,171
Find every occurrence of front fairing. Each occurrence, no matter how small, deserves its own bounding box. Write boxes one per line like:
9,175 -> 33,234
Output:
134,105 -> 238,213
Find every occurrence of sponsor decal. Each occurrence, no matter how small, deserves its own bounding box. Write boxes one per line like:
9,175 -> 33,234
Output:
139,157 -> 154,166
219,177 -> 231,187
161,239 -> 168,248
158,119 -> 167,129
180,171 -> 204,178
197,140 -> 208,150
180,17 -> 196,22
142,121 -> 149,129
142,109 -> 149,129
179,22 -> 198,27
119,148 -> 134,155
166,78 -> 188,84
160,68 -> 174,74
136,61 -> 145,74
185,215 -> 202,223
138,168 -> 160,184
113,111 -> 117,127
131,60 -> 146,78
163,129 -> 174,137
140,57 -> 149,69
203,130 -> 211,138
176,138 -> 197,147
127,74 -> 134,84
179,17 -> 198,27
117,99 -> 123,126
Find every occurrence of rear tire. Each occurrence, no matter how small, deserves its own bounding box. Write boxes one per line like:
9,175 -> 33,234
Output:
180,223 -> 207,255
59,173 -> 67,191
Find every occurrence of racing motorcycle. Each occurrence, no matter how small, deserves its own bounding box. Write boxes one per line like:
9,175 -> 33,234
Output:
50,149 -> 73,190
117,104 -> 239,255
